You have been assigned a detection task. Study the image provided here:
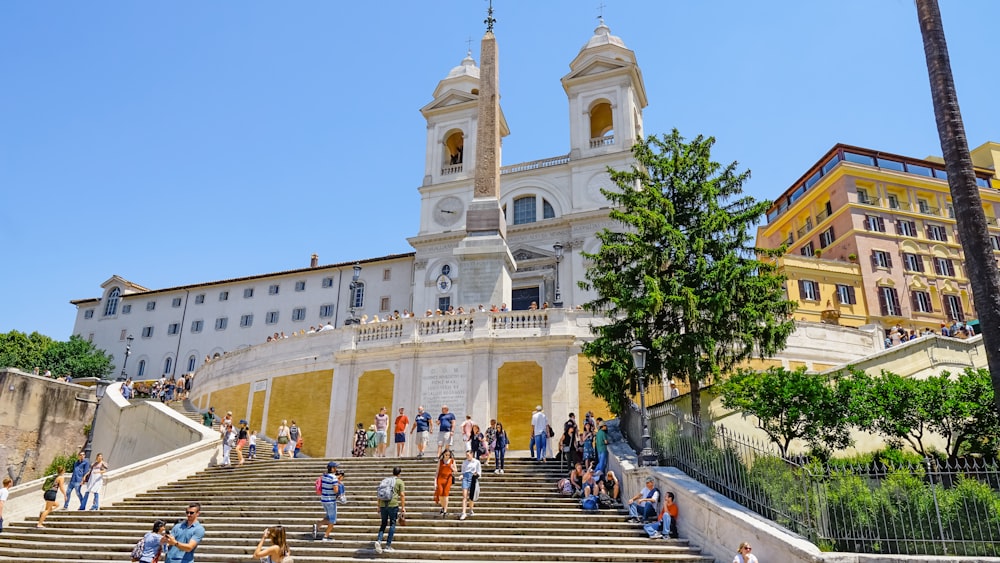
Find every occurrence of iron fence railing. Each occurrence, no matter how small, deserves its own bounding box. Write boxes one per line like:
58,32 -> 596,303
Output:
619,402 -> 1000,556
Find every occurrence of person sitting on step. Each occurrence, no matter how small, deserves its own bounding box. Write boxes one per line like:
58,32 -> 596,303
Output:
599,469 -> 621,504
626,477 -> 660,523
644,491 -> 678,539
568,463 -> 585,497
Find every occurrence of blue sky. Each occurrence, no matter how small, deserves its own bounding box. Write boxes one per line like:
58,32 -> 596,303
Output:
2,1 -> 997,339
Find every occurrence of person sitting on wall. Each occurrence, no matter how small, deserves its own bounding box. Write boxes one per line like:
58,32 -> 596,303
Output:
626,477 -> 660,523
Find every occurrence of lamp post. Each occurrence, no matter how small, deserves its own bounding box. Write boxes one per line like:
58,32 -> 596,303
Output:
630,341 -> 658,467
553,242 -> 564,308
345,263 -> 362,326
81,379 -> 111,461
118,334 -> 134,381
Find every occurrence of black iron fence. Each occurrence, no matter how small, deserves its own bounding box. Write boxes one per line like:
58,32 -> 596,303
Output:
619,401 -> 1000,556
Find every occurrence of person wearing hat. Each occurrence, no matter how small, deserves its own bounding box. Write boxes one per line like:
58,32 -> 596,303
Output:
313,462 -> 341,541
531,406 -> 549,463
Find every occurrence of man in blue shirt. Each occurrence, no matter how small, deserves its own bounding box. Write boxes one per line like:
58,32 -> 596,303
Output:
410,405 -> 433,459
313,461 -> 341,541
64,451 -> 89,510
164,503 -> 205,563
436,405 -> 456,458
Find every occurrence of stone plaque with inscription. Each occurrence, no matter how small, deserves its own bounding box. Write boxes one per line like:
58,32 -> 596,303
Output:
419,363 -> 468,414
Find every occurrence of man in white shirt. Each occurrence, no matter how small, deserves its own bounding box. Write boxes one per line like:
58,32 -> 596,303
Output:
0,477 -> 11,533
530,406 -> 548,463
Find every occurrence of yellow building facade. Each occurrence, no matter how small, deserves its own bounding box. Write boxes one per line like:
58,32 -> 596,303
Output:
758,142 -> 1000,333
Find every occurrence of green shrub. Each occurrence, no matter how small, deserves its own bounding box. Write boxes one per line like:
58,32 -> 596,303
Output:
41,453 -> 75,490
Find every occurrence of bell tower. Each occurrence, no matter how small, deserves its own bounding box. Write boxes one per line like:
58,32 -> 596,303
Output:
562,18 -> 648,159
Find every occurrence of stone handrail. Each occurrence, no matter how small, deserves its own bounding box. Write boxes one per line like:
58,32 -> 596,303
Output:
441,164 -> 463,175
589,135 -> 614,148
417,315 -> 475,336
357,319 -> 405,342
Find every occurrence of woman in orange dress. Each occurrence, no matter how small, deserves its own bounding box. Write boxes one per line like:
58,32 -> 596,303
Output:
434,449 -> 457,517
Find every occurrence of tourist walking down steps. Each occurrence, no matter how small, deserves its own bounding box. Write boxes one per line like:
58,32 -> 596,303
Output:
373,466 -> 406,554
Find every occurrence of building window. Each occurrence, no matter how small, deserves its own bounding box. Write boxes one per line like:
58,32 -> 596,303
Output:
383,269 -> 392,281
897,220 -> 917,237
513,196 -> 536,225
947,204 -> 955,218
292,308 -> 306,321
163,357 -> 172,375
295,281 -> 306,292
887,194 -> 899,209
268,284 -> 280,295
215,317 -> 228,330
865,215 -> 886,232
798,280 -> 820,301
543,199 -> 555,219
819,227 -> 835,248
872,250 -> 893,270
878,286 -> 902,316
122,304 -> 132,314
944,294 -> 965,321
84,309 -> 94,319
912,291 -> 933,313
219,291 -> 229,301
927,225 -> 948,242
265,311 -> 279,325
380,297 -> 391,311
918,199 -> 931,214
240,314 -> 254,328
836,284 -> 856,305
146,301 -> 156,311
104,287 -> 121,316
903,253 -> 924,272
934,257 -> 955,277
191,320 -> 204,333
167,323 -> 180,335
187,355 -> 197,372
172,297 -> 182,308
319,304 -> 334,318
857,189 -> 870,204
800,242 -> 815,257
438,296 -> 451,311
322,277 -> 334,288
137,360 -> 146,377
244,288 -> 254,299
352,282 -> 366,308
141,326 -> 154,338
195,294 -> 205,304
991,235 -> 1000,252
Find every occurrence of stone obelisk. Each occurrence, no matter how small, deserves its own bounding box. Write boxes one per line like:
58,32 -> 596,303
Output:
454,7 -> 515,308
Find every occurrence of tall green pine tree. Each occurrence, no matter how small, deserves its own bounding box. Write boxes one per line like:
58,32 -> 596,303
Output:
581,130 -> 795,421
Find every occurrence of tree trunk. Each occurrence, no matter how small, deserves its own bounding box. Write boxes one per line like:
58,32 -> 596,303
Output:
689,377 -> 702,434
916,0 -> 1000,414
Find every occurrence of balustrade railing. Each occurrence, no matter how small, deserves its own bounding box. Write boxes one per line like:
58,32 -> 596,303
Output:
500,154 -> 571,175
441,164 -> 463,175
589,135 -> 614,148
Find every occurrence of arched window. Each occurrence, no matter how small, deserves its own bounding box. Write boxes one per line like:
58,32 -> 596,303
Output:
104,287 -> 120,317
513,196 -> 536,225
443,131 -> 464,171
589,101 -> 614,142
163,357 -> 173,375
352,282 -> 366,308
137,359 -> 146,377
187,355 -> 197,372
543,199 -> 555,220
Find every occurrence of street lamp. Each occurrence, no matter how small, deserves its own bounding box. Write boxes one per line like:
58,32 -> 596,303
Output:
553,243 -> 564,308
630,341 -> 658,467
345,263 -> 362,326
81,378 -> 112,461
118,334 -> 134,381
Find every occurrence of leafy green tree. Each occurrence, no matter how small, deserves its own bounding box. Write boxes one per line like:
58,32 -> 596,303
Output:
926,368 -> 1000,458
850,370 -> 935,457
0,330 -> 54,372
42,335 -> 114,379
720,366 -> 852,458
580,130 -> 796,418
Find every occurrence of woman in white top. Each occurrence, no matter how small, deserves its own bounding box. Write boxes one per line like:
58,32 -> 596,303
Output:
82,453 -> 108,510
459,449 -> 482,521
733,541 -> 758,563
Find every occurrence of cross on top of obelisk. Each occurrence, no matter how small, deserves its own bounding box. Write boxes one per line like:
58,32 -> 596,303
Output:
597,2 -> 606,24
485,0 -> 496,32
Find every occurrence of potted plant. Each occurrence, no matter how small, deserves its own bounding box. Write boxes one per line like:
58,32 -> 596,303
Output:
847,253 -> 857,262
814,248 -> 822,258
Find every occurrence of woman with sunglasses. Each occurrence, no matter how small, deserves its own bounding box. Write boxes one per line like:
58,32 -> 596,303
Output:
733,541 -> 758,563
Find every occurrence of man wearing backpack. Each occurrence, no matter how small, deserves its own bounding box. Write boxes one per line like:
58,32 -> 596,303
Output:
313,461 -> 341,542
373,466 -> 405,554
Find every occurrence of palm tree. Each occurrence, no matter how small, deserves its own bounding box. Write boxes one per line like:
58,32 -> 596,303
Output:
916,0 -> 1000,413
